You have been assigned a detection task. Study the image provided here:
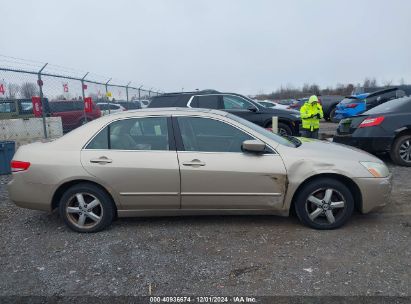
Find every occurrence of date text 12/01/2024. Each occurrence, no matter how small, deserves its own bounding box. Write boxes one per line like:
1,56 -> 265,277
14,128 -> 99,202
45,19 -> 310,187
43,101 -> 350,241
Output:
150,296 -> 257,303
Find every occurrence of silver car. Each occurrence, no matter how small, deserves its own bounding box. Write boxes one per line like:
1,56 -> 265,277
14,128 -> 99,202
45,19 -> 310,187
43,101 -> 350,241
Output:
8,108 -> 392,232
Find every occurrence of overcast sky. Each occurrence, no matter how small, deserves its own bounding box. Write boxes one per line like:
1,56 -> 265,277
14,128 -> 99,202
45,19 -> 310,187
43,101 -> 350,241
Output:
1,0 -> 410,94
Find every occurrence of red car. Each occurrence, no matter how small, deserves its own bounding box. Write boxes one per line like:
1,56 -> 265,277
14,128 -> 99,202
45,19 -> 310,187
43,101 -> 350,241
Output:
48,100 -> 101,132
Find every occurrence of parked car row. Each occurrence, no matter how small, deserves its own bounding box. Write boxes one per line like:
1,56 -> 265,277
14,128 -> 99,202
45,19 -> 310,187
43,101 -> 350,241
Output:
147,90 -> 302,136
334,96 -> 411,167
0,98 -> 150,133
333,88 -> 405,122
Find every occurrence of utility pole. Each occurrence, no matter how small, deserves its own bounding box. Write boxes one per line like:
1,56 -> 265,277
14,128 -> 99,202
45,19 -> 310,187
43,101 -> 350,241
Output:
126,81 -> 131,103
81,72 -> 89,123
38,63 -> 48,138
105,78 -> 112,114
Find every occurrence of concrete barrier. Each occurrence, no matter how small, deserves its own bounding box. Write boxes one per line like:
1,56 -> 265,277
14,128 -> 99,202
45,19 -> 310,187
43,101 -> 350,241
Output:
0,117 -> 63,148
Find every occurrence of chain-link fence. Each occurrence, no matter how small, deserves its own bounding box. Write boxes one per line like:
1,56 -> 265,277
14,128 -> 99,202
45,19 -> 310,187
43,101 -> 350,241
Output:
0,58 -> 163,145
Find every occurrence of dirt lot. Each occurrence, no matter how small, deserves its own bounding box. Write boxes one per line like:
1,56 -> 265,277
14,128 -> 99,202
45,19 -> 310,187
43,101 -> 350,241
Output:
0,122 -> 410,298
0,156 -> 410,298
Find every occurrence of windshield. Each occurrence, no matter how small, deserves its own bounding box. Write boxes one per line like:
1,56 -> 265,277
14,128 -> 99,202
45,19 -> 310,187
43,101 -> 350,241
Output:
365,96 -> 411,115
227,113 -> 297,148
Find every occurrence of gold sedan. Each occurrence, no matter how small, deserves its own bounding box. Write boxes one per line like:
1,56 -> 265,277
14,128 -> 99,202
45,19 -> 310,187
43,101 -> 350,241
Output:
8,108 -> 392,232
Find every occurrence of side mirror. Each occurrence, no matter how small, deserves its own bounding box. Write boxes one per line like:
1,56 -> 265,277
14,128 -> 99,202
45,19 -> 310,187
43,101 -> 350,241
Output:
242,139 -> 266,153
248,107 -> 257,112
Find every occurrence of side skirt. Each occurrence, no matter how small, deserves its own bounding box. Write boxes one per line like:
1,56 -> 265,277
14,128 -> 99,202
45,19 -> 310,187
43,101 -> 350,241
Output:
117,209 -> 289,218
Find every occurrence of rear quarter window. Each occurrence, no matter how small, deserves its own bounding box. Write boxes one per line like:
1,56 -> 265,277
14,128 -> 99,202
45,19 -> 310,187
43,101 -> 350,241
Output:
0,101 -> 16,113
191,95 -> 221,109
49,102 -> 74,112
149,96 -> 181,107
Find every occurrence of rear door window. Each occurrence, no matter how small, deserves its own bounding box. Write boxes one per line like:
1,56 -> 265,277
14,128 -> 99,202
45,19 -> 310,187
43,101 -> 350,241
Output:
190,95 -> 221,109
86,117 -> 170,151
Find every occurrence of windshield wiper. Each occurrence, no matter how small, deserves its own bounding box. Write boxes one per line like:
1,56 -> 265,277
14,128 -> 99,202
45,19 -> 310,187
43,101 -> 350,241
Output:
283,135 -> 302,147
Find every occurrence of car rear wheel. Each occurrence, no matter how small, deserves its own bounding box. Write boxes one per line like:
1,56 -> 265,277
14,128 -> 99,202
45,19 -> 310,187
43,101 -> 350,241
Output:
390,134 -> 411,167
294,178 -> 354,230
59,183 -> 115,233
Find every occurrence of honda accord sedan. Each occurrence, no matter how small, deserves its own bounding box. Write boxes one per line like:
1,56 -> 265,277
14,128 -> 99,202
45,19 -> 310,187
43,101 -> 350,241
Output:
8,108 -> 392,232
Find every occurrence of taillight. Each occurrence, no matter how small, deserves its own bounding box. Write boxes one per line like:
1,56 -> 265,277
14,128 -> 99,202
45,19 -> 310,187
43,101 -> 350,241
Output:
11,160 -> 31,172
345,103 -> 358,108
359,116 -> 385,128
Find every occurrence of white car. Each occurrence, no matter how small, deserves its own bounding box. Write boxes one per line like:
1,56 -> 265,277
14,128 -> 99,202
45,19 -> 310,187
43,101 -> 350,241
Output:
257,100 -> 293,110
139,100 -> 151,108
97,103 -> 126,116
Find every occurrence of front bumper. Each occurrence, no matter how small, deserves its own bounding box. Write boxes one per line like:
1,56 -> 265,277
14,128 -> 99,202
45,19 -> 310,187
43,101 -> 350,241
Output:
353,174 -> 392,213
333,134 -> 393,154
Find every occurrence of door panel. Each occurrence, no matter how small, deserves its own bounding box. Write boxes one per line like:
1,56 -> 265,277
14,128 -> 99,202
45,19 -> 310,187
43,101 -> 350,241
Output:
178,152 -> 287,209
174,115 -> 287,210
81,116 -> 180,210
81,150 -> 180,210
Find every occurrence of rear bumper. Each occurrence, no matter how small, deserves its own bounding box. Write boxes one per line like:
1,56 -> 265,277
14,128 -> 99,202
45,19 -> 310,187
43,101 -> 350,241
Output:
7,175 -> 53,212
333,134 -> 393,154
353,174 -> 392,213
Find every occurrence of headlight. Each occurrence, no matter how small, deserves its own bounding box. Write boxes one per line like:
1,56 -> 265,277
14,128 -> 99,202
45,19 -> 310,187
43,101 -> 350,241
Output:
291,114 -> 300,118
360,161 -> 389,178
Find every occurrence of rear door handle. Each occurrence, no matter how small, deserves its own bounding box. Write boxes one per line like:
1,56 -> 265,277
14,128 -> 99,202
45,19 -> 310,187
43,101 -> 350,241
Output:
90,156 -> 112,164
182,159 -> 206,167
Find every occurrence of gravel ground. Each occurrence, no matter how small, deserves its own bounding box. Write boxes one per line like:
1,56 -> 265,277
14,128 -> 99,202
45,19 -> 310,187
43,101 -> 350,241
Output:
0,158 -> 410,297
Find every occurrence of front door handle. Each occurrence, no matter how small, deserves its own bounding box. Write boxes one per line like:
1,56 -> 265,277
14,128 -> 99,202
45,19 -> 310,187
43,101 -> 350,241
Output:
182,159 -> 206,167
90,156 -> 112,164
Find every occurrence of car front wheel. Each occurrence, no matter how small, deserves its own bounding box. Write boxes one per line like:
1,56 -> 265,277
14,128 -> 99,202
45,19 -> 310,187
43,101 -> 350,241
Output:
294,178 -> 354,229
59,183 -> 115,233
390,134 -> 411,167
267,122 -> 292,136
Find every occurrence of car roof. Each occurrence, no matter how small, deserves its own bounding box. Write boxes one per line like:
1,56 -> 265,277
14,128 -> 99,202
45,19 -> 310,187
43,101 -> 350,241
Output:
153,90 -> 255,98
367,88 -> 398,97
103,107 -> 229,118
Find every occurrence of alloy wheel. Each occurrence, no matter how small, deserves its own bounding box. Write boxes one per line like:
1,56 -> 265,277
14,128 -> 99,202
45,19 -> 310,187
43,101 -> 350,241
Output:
399,139 -> 411,163
305,188 -> 346,225
66,193 -> 103,229
279,128 -> 288,137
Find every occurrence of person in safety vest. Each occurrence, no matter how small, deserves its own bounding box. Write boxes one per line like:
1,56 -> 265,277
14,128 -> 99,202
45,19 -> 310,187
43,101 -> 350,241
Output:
300,95 -> 323,139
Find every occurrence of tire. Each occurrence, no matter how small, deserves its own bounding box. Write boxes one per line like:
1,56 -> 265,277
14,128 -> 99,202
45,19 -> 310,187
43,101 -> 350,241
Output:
390,134 -> 411,167
278,122 -> 292,136
294,178 -> 354,230
329,107 -> 339,123
267,122 -> 292,136
59,183 -> 115,233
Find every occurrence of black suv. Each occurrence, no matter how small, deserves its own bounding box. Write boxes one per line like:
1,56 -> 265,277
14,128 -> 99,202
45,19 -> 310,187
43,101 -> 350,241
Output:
148,90 -> 301,136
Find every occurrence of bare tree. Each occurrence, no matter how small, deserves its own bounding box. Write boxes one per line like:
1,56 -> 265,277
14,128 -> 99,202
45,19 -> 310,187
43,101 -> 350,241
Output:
363,78 -> 371,88
20,82 -> 39,98
370,78 -> 377,87
7,83 -> 20,99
